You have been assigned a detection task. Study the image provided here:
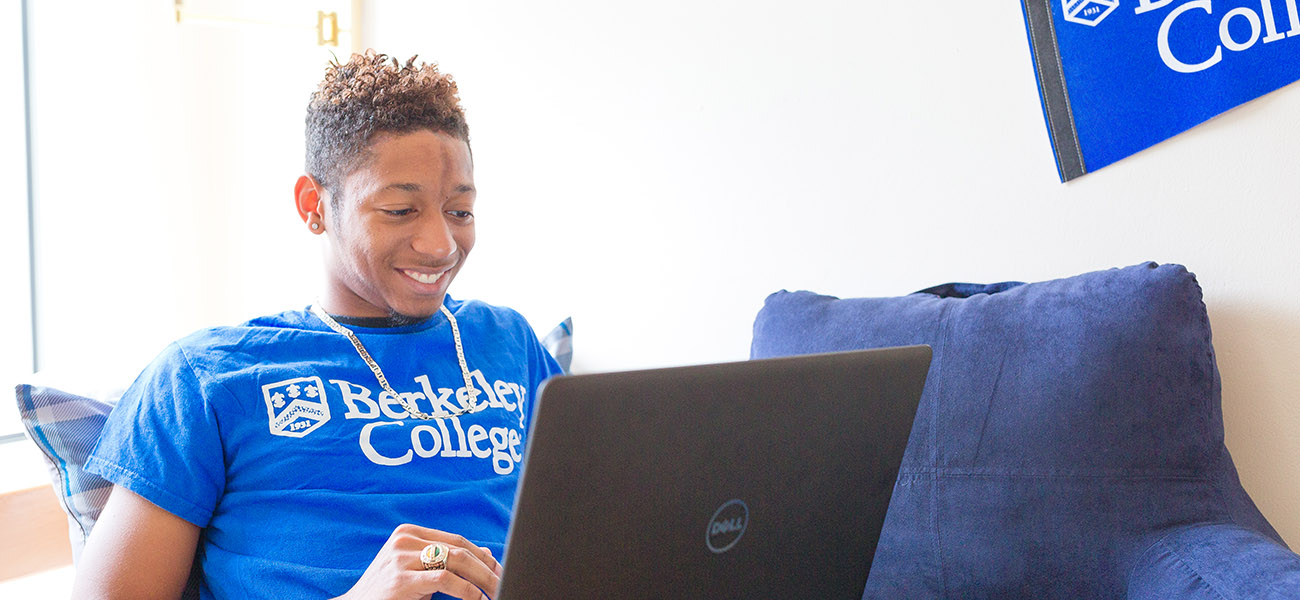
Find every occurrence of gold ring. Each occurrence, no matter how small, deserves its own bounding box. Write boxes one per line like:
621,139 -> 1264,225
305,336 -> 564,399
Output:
420,542 -> 450,571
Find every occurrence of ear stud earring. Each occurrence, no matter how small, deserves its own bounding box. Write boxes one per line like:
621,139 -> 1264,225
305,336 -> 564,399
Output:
311,222 -> 321,230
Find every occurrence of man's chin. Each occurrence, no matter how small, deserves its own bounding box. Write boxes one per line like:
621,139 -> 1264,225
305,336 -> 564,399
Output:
384,310 -> 434,327
387,296 -> 448,323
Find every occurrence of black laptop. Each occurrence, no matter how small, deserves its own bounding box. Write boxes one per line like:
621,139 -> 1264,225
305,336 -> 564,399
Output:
498,345 -> 931,599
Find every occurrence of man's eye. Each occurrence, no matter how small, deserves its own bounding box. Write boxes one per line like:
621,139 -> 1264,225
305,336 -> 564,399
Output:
382,208 -> 414,217
448,210 -> 474,220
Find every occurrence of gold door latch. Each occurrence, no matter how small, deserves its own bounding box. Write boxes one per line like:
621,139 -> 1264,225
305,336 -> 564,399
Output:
174,1 -> 345,47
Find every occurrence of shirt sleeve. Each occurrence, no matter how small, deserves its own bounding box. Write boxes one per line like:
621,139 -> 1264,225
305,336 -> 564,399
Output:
85,342 -> 227,527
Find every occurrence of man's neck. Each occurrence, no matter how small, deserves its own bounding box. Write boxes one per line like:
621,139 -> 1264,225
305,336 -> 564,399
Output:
329,313 -> 431,329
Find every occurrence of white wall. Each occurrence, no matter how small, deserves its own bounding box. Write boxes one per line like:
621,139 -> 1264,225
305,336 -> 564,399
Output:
19,0 -> 1299,549
367,1 -> 1300,545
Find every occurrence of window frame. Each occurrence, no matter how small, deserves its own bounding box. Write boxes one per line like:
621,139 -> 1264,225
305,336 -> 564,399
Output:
0,0 -> 37,444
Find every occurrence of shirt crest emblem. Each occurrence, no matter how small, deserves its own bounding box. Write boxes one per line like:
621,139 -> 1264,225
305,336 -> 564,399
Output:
263,376 -> 331,438
1063,0 -> 1118,26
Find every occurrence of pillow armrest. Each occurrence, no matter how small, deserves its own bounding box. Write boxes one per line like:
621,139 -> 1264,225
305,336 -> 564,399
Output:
1128,522 -> 1300,599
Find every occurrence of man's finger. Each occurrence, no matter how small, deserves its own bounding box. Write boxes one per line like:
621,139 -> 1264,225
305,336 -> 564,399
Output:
412,529 -> 501,577
387,524 -> 501,594
478,545 -> 502,576
439,545 -> 500,598
417,568 -> 491,600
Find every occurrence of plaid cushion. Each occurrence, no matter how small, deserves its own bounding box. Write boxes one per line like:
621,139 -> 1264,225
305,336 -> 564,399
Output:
541,317 -> 574,374
14,378 -> 203,598
14,382 -> 122,561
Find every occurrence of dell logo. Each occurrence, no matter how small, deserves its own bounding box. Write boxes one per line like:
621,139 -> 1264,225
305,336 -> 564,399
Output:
706,499 -> 749,554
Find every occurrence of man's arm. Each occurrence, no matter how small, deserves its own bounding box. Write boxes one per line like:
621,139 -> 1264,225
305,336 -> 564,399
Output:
72,485 -> 200,600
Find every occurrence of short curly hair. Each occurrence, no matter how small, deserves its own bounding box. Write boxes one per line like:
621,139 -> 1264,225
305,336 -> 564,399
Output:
305,51 -> 469,206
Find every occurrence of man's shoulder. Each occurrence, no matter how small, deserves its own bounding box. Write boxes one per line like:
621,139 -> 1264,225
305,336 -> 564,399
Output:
446,297 -> 538,338
447,297 -> 527,322
168,308 -> 314,356
238,308 -> 315,330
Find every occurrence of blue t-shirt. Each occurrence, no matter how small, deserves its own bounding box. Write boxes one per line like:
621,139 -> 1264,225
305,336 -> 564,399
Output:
86,297 -> 563,599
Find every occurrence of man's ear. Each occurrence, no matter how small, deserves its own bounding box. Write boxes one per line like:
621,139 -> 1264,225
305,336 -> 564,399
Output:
295,175 -> 327,233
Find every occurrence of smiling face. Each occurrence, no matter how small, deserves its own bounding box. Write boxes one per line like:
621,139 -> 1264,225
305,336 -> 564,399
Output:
316,128 -> 476,319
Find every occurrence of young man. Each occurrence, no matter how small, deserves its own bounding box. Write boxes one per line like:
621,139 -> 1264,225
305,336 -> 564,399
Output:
73,52 -> 562,600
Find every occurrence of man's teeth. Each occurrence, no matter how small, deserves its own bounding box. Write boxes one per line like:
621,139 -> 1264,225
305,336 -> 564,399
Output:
403,270 -> 444,284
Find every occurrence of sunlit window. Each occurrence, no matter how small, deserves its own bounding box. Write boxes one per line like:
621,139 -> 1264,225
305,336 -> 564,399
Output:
4,1 -> 353,441
0,0 -> 34,442
23,1 -> 351,382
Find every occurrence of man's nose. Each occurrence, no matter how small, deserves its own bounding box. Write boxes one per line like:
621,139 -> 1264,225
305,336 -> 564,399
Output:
410,214 -> 456,259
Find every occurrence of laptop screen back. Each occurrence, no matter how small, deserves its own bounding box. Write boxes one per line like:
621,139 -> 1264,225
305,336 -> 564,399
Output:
499,345 -> 930,599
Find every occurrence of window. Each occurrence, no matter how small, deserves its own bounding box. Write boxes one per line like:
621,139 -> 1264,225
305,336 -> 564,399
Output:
3,1 -> 353,440
0,0 -> 34,442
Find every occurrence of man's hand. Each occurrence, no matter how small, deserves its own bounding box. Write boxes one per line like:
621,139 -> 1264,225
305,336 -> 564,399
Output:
334,523 -> 503,600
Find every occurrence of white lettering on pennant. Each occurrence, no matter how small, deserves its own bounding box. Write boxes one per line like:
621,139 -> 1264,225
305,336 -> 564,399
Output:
1221,7 -> 1263,51
1153,0 -> 1297,73
1158,0 -> 1222,73
1136,0 -> 1176,15
1262,0 -> 1289,42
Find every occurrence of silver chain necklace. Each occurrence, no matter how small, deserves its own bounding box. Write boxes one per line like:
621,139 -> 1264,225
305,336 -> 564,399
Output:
310,303 -> 482,420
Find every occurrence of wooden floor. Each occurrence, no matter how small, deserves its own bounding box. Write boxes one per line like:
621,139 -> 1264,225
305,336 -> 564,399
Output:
0,484 -> 73,582
0,564 -> 75,597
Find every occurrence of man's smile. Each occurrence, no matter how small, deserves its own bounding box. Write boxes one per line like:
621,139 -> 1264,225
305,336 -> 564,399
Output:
401,268 -> 450,285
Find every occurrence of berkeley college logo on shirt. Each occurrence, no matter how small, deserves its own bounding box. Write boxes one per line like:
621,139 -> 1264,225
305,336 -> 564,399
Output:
258,369 -> 531,475
263,376 -> 332,438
